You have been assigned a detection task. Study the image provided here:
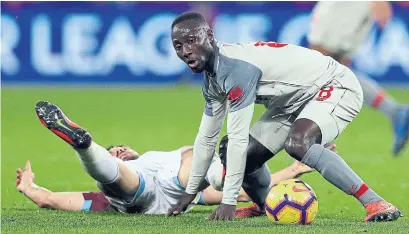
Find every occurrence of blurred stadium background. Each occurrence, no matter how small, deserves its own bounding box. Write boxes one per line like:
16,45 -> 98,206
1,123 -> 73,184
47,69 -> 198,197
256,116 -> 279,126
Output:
2,2 -> 409,233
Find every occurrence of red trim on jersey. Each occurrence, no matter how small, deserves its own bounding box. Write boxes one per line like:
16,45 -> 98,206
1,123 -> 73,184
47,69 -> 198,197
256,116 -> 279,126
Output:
354,184 -> 369,198
372,91 -> 385,108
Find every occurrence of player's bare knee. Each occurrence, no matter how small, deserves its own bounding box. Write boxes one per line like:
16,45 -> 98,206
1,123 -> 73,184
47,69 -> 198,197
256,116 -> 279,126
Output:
284,132 -> 310,161
285,119 -> 323,160
98,179 -> 138,203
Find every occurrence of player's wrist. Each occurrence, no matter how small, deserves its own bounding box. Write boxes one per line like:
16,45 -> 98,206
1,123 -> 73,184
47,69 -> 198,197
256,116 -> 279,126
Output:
184,190 -> 197,196
221,197 -> 238,206
20,185 -> 34,196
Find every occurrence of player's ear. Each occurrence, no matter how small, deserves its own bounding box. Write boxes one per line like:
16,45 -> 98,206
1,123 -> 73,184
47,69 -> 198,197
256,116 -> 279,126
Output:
207,28 -> 214,42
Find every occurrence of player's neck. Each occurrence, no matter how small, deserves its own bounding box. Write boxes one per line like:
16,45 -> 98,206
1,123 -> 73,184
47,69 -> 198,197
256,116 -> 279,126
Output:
205,42 -> 219,77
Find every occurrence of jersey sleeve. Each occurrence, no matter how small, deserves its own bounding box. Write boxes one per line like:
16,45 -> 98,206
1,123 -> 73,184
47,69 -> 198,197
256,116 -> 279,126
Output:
185,87 -> 227,195
223,58 -> 261,112
219,60 -> 261,205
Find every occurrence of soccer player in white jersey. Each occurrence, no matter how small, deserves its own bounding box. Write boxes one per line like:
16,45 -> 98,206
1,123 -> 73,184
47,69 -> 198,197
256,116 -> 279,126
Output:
30,101 -> 315,214
168,12 -> 401,222
308,1 -> 409,156
16,143 -> 319,213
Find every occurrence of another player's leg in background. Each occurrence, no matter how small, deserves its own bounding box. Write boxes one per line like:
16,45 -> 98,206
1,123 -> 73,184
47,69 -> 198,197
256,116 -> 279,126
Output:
310,45 -> 409,156
35,101 -> 141,204
354,72 -> 409,156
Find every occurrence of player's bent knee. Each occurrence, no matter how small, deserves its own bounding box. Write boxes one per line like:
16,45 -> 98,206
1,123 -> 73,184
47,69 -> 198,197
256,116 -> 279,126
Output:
284,134 -> 306,161
285,118 -> 323,160
97,182 -> 136,203
284,133 -> 317,161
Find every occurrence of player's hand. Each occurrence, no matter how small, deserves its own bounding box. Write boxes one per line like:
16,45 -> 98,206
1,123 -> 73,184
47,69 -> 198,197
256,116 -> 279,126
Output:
326,143 -> 338,154
291,161 -> 314,177
370,1 -> 393,28
167,193 -> 197,216
16,161 -> 35,193
208,203 -> 236,221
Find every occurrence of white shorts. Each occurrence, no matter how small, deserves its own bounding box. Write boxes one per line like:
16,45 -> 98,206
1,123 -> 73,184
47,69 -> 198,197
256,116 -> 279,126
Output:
105,148 -> 200,215
308,1 -> 373,58
250,65 -> 363,153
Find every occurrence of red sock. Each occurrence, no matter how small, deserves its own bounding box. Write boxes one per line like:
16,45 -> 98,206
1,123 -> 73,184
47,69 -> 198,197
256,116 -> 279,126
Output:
371,91 -> 385,109
353,184 -> 369,199
353,183 -> 382,205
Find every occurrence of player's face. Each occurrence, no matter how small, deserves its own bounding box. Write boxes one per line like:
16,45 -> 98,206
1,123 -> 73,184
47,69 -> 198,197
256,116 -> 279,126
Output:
171,21 -> 214,73
108,146 -> 139,160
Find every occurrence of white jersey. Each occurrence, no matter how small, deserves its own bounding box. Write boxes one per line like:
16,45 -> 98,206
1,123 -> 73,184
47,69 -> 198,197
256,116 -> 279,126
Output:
186,40 -> 359,205
106,148 -> 192,214
217,41 -> 344,112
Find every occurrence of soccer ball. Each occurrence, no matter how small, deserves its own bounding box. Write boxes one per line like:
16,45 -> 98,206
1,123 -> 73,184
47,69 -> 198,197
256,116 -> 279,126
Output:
265,179 -> 318,225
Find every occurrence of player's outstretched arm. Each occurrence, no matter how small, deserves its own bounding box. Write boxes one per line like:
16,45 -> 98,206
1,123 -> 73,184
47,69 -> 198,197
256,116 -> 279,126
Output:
168,100 -> 227,216
16,161 -> 86,211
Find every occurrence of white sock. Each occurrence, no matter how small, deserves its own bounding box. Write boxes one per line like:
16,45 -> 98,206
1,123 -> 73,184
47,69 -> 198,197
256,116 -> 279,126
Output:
205,157 -> 224,191
75,142 -> 119,184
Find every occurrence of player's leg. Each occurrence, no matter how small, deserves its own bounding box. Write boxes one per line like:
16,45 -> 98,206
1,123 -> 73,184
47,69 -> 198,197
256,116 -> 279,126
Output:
198,157 -> 315,206
196,132 -> 278,209
35,101 -> 141,203
242,116 -> 293,206
232,112 -> 293,218
354,72 -> 409,156
218,135 -> 315,190
284,76 -> 401,222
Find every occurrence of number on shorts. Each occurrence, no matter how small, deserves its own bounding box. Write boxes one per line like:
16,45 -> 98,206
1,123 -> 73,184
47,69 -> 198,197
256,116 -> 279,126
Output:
316,86 -> 334,101
254,41 -> 288,48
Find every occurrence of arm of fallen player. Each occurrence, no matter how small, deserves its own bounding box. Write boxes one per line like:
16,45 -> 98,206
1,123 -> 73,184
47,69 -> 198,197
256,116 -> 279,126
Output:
17,161 -> 86,211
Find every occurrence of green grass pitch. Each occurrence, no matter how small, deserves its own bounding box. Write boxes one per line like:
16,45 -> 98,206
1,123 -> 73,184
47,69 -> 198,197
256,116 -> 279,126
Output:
2,86 -> 409,233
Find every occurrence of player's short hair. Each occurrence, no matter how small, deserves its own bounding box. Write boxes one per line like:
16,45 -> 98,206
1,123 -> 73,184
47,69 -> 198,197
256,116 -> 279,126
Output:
171,12 -> 207,29
106,145 -> 124,151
